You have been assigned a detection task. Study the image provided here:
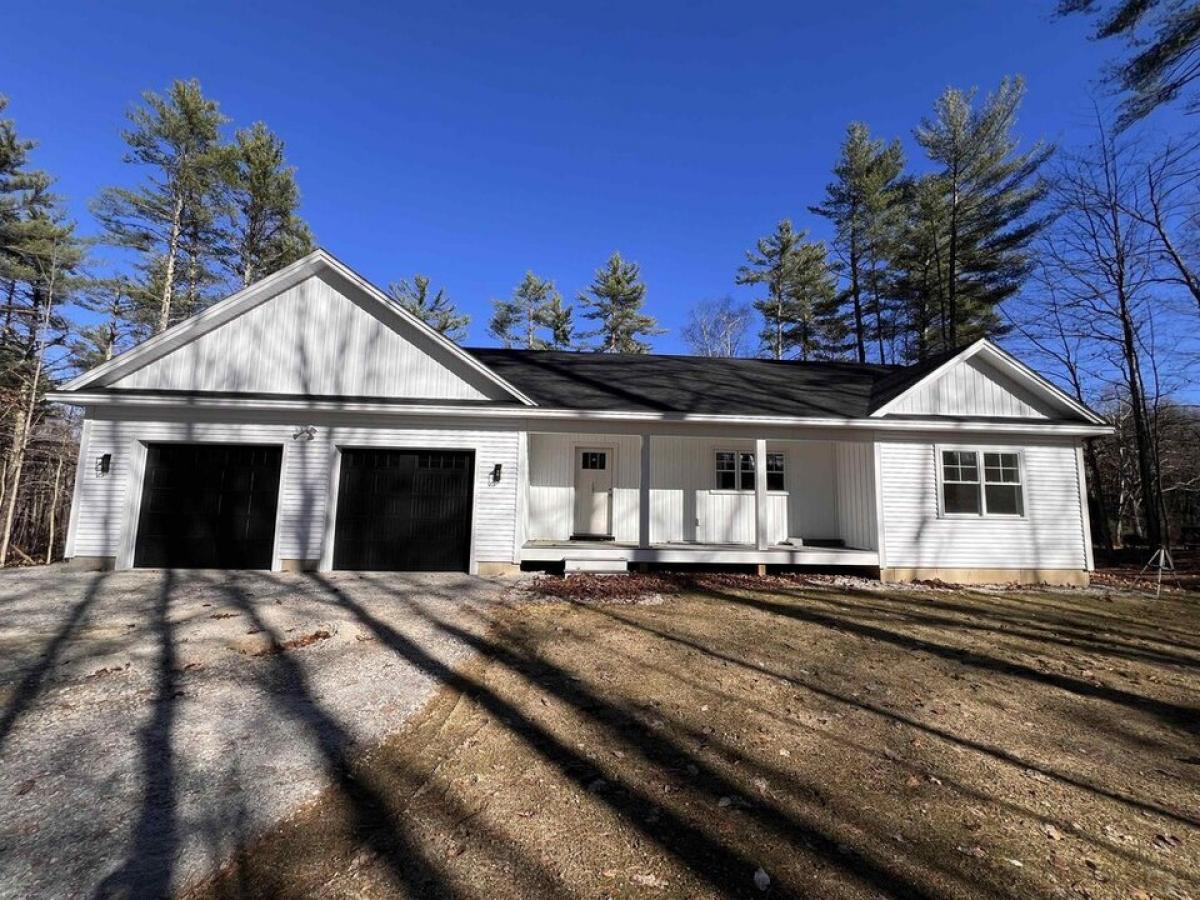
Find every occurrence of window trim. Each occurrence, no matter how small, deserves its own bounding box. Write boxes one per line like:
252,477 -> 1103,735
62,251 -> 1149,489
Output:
935,446 -> 1026,519
713,449 -> 786,494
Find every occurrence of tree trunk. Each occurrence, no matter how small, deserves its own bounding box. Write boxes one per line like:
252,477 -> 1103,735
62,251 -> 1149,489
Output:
46,455 -> 63,565
157,192 -> 185,334
1119,309 -> 1161,546
947,164 -> 960,347
849,230 -> 865,363
0,399 -> 31,567
1083,439 -> 1113,551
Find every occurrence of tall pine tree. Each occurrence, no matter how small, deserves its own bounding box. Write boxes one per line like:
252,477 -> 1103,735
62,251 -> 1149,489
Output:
223,121 -> 314,286
910,76 -> 1053,349
91,80 -> 230,335
578,252 -> 662,353
542,293 -> 575,350
488,271 -> 564,349
388,274 -> 470,341
782,240 -> 847,361
0,101 -> 83,564
736,220 -> 805,360
810,123 -> 904,363
737,221 -> 847,360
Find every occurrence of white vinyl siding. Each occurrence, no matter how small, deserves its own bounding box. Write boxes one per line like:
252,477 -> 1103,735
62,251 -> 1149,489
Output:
68,412 -> 520,567
887,356 -> 1055,419
879,437 -> 1087,569
109,274 -> 502,401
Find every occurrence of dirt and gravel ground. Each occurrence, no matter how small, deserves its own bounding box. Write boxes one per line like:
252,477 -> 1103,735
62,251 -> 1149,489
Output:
0,567 -> 507,899
189,573 -> 1200,900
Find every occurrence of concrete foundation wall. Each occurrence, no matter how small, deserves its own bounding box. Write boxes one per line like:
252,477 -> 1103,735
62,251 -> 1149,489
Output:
65,556 -> 116,571
881,566 -> 1089,587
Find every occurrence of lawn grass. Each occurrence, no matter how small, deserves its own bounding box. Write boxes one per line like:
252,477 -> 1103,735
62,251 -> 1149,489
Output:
189,577 -> 1200,899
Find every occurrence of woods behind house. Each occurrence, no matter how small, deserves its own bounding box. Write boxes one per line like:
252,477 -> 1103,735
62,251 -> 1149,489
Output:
2,39 -> 1199,566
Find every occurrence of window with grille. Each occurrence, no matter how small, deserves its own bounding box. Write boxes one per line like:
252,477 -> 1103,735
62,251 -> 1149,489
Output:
580,451 -> 606,470
940,449 -> 1023,516
715,451 -> 784,491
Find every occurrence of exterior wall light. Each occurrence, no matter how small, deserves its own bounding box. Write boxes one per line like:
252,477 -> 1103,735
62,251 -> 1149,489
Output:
491,463 -> 503,484
96,453 -> 111,476
293,425 -> 317,442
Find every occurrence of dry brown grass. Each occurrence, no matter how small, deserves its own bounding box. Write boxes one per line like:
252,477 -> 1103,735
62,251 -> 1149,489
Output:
190,580 -> 1200,899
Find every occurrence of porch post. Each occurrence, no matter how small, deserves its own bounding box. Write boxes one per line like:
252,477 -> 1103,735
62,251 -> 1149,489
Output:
639,434 -> 651,548
754,437 -> 768,551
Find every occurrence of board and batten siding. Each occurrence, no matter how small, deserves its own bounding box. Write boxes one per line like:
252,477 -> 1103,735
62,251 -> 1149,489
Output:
525,434 -> 873,548
527,433 -> 642,542
887,356 -> 1055,419
68,413 -> 520,569
835,442 -> 877,551
108,273 -> 502,401
878,437 -> 1088,570
648,437 -> 786,545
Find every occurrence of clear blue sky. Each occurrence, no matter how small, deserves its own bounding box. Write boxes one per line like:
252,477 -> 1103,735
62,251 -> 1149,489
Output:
0,0 -> 1155,352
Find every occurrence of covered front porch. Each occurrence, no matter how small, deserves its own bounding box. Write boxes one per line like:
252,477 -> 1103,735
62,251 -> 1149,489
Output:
519,431 -> 881,570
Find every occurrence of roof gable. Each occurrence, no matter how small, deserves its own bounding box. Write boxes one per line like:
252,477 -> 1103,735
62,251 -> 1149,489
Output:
63,251 -> 534,405
870,340 -> 1105,424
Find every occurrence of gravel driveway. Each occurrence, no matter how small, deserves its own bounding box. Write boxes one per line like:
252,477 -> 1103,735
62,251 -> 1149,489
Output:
0,566 -> 508,898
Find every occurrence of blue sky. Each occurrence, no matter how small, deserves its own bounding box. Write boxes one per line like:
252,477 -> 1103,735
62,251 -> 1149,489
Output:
0,0 -> 1162,352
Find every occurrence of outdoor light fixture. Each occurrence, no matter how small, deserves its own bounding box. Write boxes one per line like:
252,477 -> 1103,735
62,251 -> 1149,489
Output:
293,425 -> 317,442
491,463 -> 503,483
96,453 -> 111,476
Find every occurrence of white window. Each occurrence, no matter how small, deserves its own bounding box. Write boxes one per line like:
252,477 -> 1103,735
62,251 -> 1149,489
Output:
940,449 -> 1023,517
715,451 -> 784,491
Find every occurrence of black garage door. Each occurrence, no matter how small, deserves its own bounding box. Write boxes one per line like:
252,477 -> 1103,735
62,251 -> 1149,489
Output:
334,448 -> 474,571
134,443 -> 282,569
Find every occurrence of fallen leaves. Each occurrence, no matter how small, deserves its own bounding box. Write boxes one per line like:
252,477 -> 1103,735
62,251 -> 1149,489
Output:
251,629 -> 332,657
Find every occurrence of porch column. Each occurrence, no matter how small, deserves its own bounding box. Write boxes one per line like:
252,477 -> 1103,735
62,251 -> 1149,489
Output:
639,434 -> 651,548
754,437 -> 768,551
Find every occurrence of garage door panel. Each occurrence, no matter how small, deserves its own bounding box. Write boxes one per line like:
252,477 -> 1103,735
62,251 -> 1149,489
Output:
334,448 -> 473,572
134,443 -> 282,569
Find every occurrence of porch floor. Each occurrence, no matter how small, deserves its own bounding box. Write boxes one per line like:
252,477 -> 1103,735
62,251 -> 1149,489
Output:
520,540 -> 880,567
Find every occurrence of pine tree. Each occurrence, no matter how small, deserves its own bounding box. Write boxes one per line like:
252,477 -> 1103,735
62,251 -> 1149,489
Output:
736,220 -> 803,360
488,271 -> 563,349
91,79 -> 230,334
737,221 -> 847,360
578,252 -> 662,353
782,240 -> 847,361
912,77 -> 1053,349
69,276 -> 136,368
888,175 -> 949,362
810,122 -> 904,363
1058,0 -> 1200,128
223,121 -> 314,286
0,102 -> 82,564
543,294 -> 575,350
387,274 -> 469,341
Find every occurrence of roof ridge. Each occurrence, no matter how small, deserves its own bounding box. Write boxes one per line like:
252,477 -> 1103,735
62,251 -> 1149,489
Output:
466,346 -> 904,370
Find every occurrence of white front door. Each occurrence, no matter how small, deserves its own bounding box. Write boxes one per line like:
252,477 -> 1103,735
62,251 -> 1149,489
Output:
573,448 -> 613,536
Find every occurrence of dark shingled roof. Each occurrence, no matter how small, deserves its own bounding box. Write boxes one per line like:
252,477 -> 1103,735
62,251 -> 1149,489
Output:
467,348 -> 916,417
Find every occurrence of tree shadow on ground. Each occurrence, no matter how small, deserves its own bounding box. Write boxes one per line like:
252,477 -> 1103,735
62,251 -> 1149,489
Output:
0,571 -> 109,751
95,570 -> 179,898
302,572 -> 970,899
547,599 -> 1198,885
707,585 -> 1200,733
788,584 -> 1200,669
600,586 -> 1200,824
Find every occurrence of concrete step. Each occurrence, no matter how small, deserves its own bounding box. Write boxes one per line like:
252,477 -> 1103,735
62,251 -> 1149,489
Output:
564,557 -> 629,575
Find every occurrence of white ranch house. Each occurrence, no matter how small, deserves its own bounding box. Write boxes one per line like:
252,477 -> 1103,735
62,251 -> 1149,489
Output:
50,250 -> 1112,585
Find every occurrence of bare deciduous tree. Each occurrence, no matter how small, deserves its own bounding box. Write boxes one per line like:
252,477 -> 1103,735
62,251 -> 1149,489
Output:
681,297 -> 753,358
